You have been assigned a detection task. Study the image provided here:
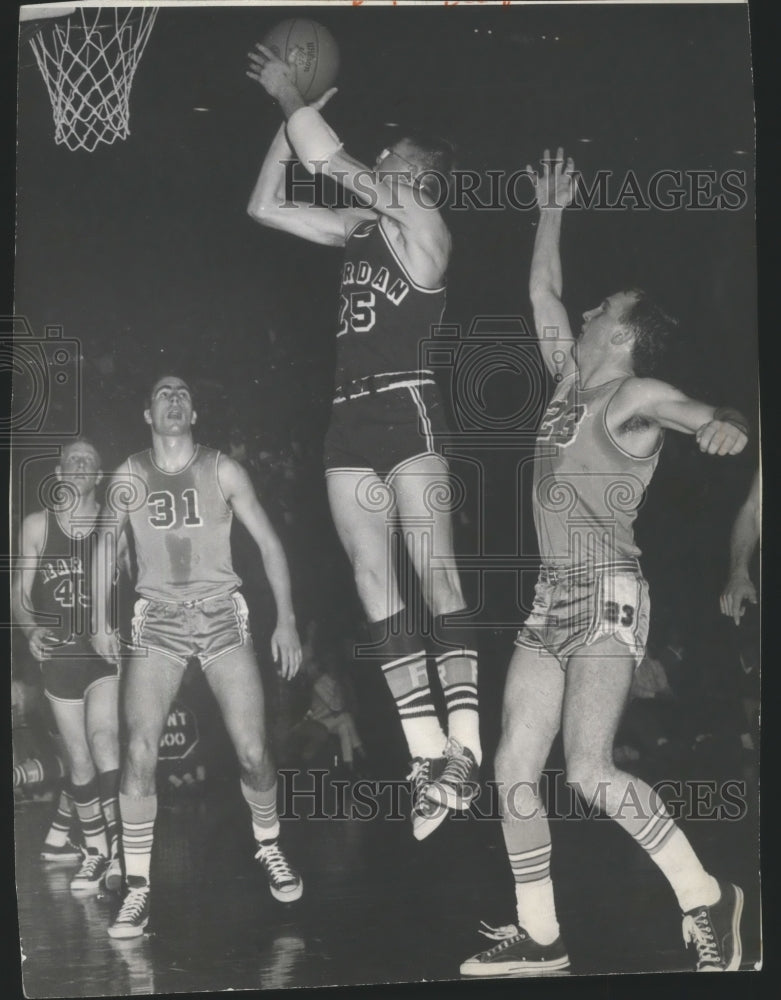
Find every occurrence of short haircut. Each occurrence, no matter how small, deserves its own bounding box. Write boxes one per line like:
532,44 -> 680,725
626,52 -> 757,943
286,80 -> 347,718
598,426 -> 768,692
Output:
402,132 -> 458,177
60,436 -> 100,462
146,375 -> 194,408
620,290 -> 679,377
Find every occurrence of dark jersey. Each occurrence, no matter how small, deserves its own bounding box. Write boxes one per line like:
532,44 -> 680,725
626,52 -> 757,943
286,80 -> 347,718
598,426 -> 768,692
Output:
533,373 -> 661,567
335,218 -> 447,388
33,509 -> 95,643
125,445 -> 241,602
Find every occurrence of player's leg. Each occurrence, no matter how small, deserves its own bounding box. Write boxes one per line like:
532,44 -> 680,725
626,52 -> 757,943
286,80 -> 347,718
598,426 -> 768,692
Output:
461,642 -> 570,977
328,467 -> 448,837
392,453 -> 481,804
327,469 -> 447,758
83,673 -> 121,887
46,693 -> 114,891
109,649 -> 183,938
203,642 -> 302,902
562,635 -> 741,971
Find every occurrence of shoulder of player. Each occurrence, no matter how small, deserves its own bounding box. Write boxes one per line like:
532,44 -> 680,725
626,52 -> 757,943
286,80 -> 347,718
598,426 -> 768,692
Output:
216,453 -> 250,492
610,376 -> 676,419
20,509 -> 47,550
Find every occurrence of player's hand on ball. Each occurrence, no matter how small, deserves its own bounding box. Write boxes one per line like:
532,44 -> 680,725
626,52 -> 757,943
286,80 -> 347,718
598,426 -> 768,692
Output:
28,627 -> 54,661
90,629 -> 121,665
271,622 -> 302,680
527,147 -> 577,211
720,574 -> 757,625
247,43 -> 301,99
695,419 -> 748,456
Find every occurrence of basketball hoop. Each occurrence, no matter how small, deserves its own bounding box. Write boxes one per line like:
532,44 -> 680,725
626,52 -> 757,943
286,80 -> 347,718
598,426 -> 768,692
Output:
22,5 -> 159,152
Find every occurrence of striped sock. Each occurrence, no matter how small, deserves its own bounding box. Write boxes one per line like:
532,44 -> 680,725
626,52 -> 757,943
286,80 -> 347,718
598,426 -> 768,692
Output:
502,797 -> 560,945
44,785 -> 75,847
365,611 -> 445,759
98,769 -> 120,858
435,650 -> 481,765
72,778 -> 109,857
241,780 -> 280,844
120,792 -> 157,884
381,654 -> 446,759
622,798 -> 720,912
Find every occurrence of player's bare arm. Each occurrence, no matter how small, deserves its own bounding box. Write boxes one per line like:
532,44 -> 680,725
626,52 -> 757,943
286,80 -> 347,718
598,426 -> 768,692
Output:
247,44 -> 450,288
217,454 -> 302,678
12,511 -> 52,660
90,461 -> 132,664
247,81 -> 371,246
608,378 -> 749,456
720,469 -> 760,624
527,147 -> 578,379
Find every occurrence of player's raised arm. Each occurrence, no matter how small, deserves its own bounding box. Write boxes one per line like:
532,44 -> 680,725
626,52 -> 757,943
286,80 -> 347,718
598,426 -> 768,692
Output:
247,45 -> 447,248
217,455 -> 302,678
90,461 -> 131,664
720,469 -> 760,624
617,378 -> 749,455
12,512 -> 51,660
527,148 -> 578,379
246,78 -> 370,246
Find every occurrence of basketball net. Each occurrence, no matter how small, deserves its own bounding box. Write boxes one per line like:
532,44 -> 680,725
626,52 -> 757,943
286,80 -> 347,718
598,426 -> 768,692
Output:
28,7 -> 159,152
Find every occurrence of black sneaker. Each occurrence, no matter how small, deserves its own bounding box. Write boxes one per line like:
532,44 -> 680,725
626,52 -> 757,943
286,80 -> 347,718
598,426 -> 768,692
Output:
41,838 -> 82,863
408,756 -> 448,841
424,737 -> 480,811
108,876 -> 151,939
682,881 -> 744,971
460,922 -> 571,978
255,840 -> 303,902
69,849 -> 109,892
103,853 -> 123,892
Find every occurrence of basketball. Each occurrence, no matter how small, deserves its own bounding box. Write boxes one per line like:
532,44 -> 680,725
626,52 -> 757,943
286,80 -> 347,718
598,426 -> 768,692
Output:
261,19 -> 339,102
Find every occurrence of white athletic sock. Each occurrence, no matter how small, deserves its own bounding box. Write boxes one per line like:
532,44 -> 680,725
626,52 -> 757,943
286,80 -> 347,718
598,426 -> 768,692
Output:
515,879 -> 561,946
649,828 -> 720,912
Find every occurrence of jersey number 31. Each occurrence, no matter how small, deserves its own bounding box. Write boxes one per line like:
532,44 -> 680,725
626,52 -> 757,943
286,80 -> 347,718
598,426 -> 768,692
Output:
147,489 -> 203,529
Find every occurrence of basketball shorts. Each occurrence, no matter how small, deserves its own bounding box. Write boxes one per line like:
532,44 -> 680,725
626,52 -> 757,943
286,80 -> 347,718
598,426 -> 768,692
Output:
515,561 -> 650,667
40,637 -> 119,704
324,381 -> 449,480
131,590 -> 252,669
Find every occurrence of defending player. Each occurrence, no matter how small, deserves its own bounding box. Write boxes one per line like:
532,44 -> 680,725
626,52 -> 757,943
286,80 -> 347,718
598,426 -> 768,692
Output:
247,45 -> 480,840
460,150 -> 747,976
13,439 -> 122,892
91,376 -> 302,938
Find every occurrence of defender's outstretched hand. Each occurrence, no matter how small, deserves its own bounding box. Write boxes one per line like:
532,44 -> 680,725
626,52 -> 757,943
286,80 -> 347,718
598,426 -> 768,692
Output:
526,147 -> 577,211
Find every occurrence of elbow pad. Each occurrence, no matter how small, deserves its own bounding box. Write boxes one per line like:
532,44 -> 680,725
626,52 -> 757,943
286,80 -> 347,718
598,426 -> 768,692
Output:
286,106 -> 343,174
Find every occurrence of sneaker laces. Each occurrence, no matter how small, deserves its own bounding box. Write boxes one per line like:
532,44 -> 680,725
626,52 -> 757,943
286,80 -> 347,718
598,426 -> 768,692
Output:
116,884 -> 149,923
255,842 -> 296,885
439,741 -> 473,788
75,852 -> 104,880
682,910 -> 721,968
477,922 -> 526,954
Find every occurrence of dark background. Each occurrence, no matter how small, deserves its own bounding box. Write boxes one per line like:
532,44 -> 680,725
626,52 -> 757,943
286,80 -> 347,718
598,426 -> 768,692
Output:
12,1 -> 758,760
5,2 -> 767,997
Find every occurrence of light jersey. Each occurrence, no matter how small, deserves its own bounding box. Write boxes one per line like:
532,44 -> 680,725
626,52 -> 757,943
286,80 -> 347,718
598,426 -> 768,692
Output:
125,445 -> 241,602
335,218 -> 447,388
532,372 -> 661,568
33,509 -> 95,643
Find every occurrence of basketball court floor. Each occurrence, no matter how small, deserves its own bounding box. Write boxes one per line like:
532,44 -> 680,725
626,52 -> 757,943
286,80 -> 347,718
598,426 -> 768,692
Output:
15,763 -> 761,996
